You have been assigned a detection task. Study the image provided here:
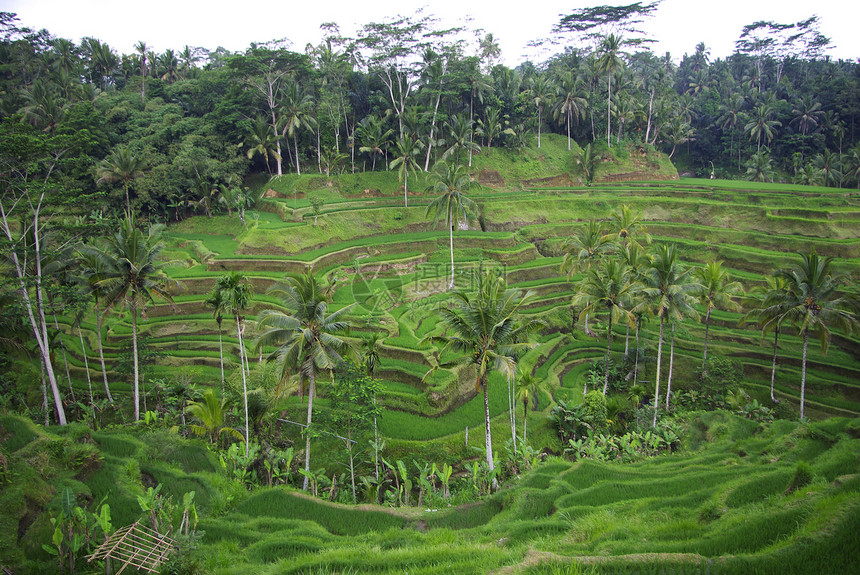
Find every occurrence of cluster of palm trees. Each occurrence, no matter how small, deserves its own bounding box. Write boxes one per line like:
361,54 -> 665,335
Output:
562,205 -> 858,424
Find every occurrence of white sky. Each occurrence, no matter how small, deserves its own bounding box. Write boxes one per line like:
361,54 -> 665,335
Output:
3,0 -> 858,65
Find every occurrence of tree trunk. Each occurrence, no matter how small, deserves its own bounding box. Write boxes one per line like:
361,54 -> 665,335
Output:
770,328 -> 779,403
294,134 -> 301,176
237,317 -> 250,457
303,371 -> 315,491
800,329 -> 808,420
53,313 -> 75,403
95,306 -> 112,402
522,401 -> 528,444
634,324 -> 640,389
482,374 -> 496,489
665,323 -> 675,409
603,312 -> 613,394
508,374 -> 516,456
425,91 -> 442,171
217,320 -> 224,392
645,89 -> 654,144
132,303 -> 140,422
537,105 -> 542,148
702,306 -> 712,369
41,360 -> 49,425
449,221 -> 455,290
606,73 -> 612,148
403,166 -> 408,208
79,326 -> 93,404
652,316 -> 664,428
348,443 -> 356,503
624,324 -> 630,359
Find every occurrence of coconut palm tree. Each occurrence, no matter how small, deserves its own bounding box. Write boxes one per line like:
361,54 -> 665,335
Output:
529,73 -> 555,148
574,258 -> 637,394
74,242 -> 114,402
215,272 -> 254,455
256,269 -> 354,491
443,113 -> 481,167
205,287 -> 227,390
741,275 -> 792,403
389,134 -> 422,207
425,161 -> 480,290
514,369 -> 542,444
637,244 -> 699,426
186,389 -> 243,445
424,271 -> 541,487
280,80 -> 317,175
560,219 -> 613,335
356,115 -> 393,173
553,71 -> 587,151
696,261 -> 742,368
744,104 -> 781,152
95,147 -> 145,212
246,116 -> 280,176
598,33 -> 624,148
777,253 -> 859,419
607,204 -> 651,249
94,213 -> 174,422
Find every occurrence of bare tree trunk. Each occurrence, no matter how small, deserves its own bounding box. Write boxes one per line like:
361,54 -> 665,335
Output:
800,329 -> 808,420
603,313 -> 613,394
303,371 -> 315,491
702,306 -> 712,369
665,323 -> 675,410
652,316 -> 664,428
482,375 -> 496,490
449,222 -> 455,290
237,317 -> 250,457
770,328 -> 779,403
78,326 -> 93,404
41,360 -> 49,425
95,306 -> 112,402
132,304 -> 140,422
217,321 -> 224,392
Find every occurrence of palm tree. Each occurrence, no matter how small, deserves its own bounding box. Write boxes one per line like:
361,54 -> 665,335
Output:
608,204 -> 651,249
745,149 -> 775,182
529,74 -> 555,148
778,253 -> 859,420
638,245 -> 699,426
134,40 -> 148,102
215,272 -> 254,455
389,134 -> 422,208
205,287 -> 227,390
573,258 -> 636,394
158,49 -> 180,83
245,116 -> 280,175
744,104 -> 781,153
356,115 -> 393,173
560,219 -> 613,335
742,275 -> 792,403
696,261 -> 742,368
598,34 -> 624,148
813,150 -> 842,188
280,80 -> 317,176
75,242 -> 114,402
425,162 -> 480,290
791,95 -> 823,136
361,332 -> 383,480
95,147 -> 145,212
186,389 -> 243,445
553,71 -> 587,151
95,213 -> 173,422
514,369 -> 542,444
425,271 -> 541,486
256,269 -> 354,491
443,114 -> 481,167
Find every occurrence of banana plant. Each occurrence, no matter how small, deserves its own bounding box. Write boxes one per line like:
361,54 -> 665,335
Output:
396,460 -> 412,507
435,463 -> 453,500
413,460 -> 432,507
178,491 -> 198,536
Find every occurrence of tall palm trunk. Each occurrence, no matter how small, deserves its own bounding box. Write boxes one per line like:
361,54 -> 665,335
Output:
800,329 -> 808,420
95,306 -> 112,402
665,323 -> 675,409
217,318 -> 224,391
522,401 -> 528,444
624,324 -> 630,359
294,134 -> 301,176
603,312 -> 613,394
481,374 -> 496,486
606,73 -> 612,148
303,371 -> 316,491
770,327 -> 779,402
652,316 -> 664,428
633,323 -> 641,388
449,221 -> 456,289
702,306 -> 712,368
508,374 -> 516,456
78,326 -> 93,404
132,303 -> 140,422
236,316 -> 250,457
425,91 -> 442,171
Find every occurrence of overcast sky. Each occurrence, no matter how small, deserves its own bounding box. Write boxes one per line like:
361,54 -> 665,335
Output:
3,0 -> 858,65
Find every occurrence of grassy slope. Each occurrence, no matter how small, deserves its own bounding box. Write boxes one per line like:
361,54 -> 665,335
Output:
4,412 -> 856,574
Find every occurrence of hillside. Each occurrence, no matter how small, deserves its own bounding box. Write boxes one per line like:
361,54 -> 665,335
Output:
2,412 -> 858,574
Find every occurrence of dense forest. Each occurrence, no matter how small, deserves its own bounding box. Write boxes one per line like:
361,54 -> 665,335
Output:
1,7 -> 859,223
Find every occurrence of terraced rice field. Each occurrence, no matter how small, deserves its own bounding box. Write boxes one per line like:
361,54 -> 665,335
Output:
57,179 -> 860,458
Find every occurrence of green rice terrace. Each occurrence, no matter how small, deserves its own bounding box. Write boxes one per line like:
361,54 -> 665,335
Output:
2,137 -> 860,574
